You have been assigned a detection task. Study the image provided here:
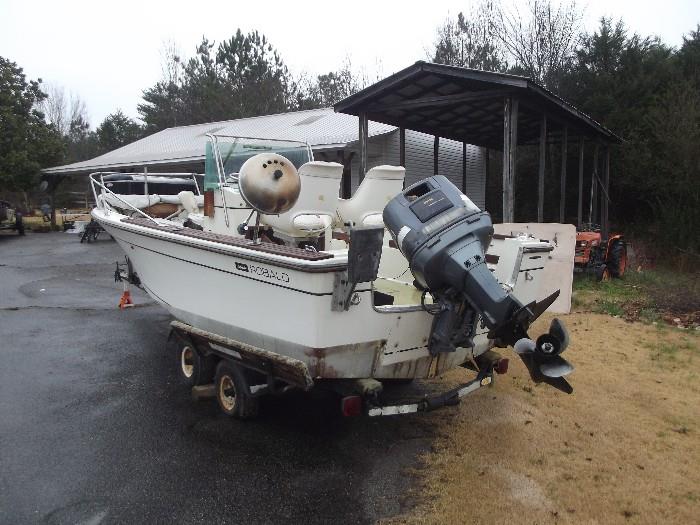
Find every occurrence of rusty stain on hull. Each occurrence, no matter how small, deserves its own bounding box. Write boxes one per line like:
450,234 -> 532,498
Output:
305,340 -> 386,379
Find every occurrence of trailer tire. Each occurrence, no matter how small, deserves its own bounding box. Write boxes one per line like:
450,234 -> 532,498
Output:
607,240 -> 627,278
16,214 -> 25,236
176,342 -> 216,387
214,361 -> 259,419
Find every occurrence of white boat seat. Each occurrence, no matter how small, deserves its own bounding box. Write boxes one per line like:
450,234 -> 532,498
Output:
292,214 -> 333,231
103,193 -> 160,209
262,161 -> 343,238
361,213 -> 384,227
336,165 -> 405,228
159,194 -> 183,205
178,191 -> 200,214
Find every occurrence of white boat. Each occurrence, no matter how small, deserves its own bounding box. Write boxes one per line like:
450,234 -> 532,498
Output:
91,134 -> 573,418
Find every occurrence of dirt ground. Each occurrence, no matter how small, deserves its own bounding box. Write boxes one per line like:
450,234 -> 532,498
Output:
390,312 -> 699,524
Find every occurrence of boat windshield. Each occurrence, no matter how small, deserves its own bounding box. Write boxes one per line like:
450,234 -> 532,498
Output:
204,136 -> 313,191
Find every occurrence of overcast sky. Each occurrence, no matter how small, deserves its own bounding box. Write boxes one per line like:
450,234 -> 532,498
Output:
1,0 -> 698,126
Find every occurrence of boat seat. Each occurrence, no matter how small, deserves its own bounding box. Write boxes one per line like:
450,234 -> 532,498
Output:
336,165 -> 405,228
262,161 -> 343,238
102,193 -> 160,209
178,191 -> 200,214
159,194 -> 182,205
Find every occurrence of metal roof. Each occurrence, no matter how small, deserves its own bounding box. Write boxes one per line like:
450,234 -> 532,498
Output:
334,61 -> 622,149
43,108 -> 396,175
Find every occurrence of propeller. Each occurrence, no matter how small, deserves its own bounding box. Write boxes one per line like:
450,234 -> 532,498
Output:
513,318 -> 574,394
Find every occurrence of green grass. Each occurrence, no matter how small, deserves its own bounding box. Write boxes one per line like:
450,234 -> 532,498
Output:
572,269 -> 699,327
595,300 -> 625,316
574,272 -> 652,299
639,308 -> 663,324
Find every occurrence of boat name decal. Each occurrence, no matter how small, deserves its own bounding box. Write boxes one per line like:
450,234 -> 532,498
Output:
235,262 -> 290,283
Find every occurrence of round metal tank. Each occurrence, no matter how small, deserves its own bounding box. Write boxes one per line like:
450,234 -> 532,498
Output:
238,153 -> 301,214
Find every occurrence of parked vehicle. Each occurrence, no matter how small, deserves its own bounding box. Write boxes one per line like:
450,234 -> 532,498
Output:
0,200 -> 25,235
92,134 -> 574,419
574,223 -> 627,281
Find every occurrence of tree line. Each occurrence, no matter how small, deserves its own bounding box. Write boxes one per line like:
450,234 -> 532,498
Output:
0,1 -> 698,253
432,1 -> 699,254
0,29 -> 370,202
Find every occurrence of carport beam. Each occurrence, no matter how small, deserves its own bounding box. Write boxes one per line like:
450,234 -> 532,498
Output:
559,126 -> 568,223
602,147 -> 610,239
399,127 -> 406,168
462,143 -> 467,193
502,96 -> 518,223
537,114 -> 547,222
577,139 -> 584,227
359,112 -> 368,181
433,136 -> 439,175
590,144 -> 599,224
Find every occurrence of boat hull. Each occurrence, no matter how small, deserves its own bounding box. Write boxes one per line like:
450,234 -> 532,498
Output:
95,210 -> 487,379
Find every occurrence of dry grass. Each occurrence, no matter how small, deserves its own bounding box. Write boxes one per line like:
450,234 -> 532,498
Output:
389,313 -> 699,525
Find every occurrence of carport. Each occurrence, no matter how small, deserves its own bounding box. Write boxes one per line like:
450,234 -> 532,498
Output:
334,61 -> 622,237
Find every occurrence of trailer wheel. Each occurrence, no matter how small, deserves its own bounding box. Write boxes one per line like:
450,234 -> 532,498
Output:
607,240 -> 627,278
176,343 -> 216,387
214,361 -> 259,419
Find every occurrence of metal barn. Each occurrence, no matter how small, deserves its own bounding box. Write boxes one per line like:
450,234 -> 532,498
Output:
43,108 -> 487,207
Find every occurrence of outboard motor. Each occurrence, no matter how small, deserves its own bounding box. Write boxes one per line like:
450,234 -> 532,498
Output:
384,176 -> 573,393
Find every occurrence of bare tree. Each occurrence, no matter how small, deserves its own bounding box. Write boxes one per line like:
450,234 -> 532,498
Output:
432,1 -> 506,71
159,39 -> 182,85
495,0 -> 582,89
294,56 -> 377,109
69,93 -> 88,127
42,83 -> 90,135
42,83 -> 68,134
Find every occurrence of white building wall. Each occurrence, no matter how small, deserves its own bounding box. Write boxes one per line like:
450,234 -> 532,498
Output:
346,129 -> 486,209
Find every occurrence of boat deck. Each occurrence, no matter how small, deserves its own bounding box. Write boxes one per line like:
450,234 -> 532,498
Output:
121,217 -> 334,262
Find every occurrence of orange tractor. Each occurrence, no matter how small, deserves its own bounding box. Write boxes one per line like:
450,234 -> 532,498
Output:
575,224 -> 627,281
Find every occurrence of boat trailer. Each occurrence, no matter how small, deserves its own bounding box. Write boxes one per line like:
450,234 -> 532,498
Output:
168,321 -> 503,419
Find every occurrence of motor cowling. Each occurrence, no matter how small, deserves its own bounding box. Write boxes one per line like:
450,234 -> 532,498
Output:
383,176 -> 526,339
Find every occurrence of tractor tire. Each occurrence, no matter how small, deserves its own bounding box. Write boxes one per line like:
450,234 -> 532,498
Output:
214,361 -> 259,419
607,241 -> 627,278
595,264 -> 611,282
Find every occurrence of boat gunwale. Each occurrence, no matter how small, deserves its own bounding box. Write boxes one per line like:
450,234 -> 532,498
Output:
93,209 -> 349,274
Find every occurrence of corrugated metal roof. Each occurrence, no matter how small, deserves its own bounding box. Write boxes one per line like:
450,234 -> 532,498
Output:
334,61 -> 622,148
43,108 -> 396,175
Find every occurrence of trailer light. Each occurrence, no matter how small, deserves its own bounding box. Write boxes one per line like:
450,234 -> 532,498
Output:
495,358 -> 509,375
341,395 -> 363,417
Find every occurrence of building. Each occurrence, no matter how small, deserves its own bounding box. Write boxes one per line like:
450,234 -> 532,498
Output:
335,61 -> 621,234
42,107 -> 487,208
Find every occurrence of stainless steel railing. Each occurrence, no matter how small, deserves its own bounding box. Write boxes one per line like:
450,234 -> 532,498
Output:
89,171 -> 202,224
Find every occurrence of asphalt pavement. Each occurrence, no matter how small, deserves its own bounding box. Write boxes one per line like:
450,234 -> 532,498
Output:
0,231 -> 441,524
